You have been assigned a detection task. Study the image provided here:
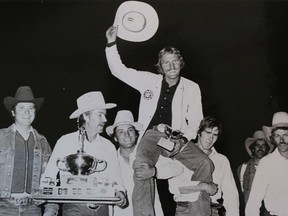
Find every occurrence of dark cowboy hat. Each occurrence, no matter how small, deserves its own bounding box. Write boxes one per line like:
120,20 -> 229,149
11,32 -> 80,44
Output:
3,86 -> 45,112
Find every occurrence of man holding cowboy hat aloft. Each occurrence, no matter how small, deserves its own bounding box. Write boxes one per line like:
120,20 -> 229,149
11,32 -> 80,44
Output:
105,2 -> 203,215
42,91 -> 126,216
0,86 -> 58,216
237,130 -> 273,215
246,112 -> 288,216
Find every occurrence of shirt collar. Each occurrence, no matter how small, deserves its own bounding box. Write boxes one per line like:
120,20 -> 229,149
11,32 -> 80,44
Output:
209,147 -> 217,157
162,76 -> 181,89
117,147 -> 136,163
12,123 -> 35,138
273,148 -> 288,161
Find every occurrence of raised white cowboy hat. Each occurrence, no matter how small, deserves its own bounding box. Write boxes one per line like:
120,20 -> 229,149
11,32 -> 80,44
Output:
245,130 -> 274,157
69,91 -> 116,119
106,110 -> 143,136
113,1 -> 159,42
3,86 -> 44,112
262,111 -> 288,141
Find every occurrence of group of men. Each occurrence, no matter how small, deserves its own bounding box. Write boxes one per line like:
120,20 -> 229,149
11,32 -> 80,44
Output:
0,23 -> 287,216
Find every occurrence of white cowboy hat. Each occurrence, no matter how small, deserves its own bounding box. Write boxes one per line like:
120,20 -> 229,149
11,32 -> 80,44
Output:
263,111 -> 288,141
106,110 -> 143,136
69,91 -> 116,119
245,130 -> 274,157
113,1 -> 159,42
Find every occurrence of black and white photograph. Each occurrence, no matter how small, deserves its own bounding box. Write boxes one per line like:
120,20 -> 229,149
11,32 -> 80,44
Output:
0,0 -> 288,215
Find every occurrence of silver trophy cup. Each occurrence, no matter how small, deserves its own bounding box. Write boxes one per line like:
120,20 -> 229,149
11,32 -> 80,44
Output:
56,150 -> 107,175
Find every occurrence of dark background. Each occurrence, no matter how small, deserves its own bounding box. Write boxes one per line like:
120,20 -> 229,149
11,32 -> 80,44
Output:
0,0 -> 288,205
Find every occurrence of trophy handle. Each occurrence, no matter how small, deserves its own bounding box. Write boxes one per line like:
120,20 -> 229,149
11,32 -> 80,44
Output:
89,159 -> 107,174
56,158 -> 69,171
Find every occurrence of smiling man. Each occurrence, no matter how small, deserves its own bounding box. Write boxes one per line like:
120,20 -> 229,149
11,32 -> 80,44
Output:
0,86 -> 58,216
42,91 -> 127,216
237,130 -> 273,212
195,116 -> 239,216
106,110 -> 164,216
105,25 -> 203,216
246,112 -> 288,216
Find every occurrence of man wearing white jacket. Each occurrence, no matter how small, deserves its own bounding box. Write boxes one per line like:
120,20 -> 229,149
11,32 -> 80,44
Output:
105,26 -> 204,216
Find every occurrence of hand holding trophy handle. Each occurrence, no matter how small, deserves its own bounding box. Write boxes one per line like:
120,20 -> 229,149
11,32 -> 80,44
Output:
89,159 -> 107,174
56,158 -> 69,172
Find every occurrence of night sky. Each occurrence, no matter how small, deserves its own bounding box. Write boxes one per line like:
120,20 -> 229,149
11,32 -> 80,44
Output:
1,0 -> 288,175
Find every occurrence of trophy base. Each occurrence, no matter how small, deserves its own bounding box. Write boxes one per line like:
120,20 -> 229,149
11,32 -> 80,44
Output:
33,194 -> 120,204
34,175 -> 118,204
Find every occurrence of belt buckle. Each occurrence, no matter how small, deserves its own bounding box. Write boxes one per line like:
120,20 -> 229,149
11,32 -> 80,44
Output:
10,195 -> 33,206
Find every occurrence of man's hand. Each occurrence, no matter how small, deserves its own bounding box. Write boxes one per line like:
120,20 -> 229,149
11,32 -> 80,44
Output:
198,182 -> 218,195
178,182 -> 218,196
114,190 -> 127,208
134,162 -> 156,180
169,137 -> 186,157
106,25 -> 118,43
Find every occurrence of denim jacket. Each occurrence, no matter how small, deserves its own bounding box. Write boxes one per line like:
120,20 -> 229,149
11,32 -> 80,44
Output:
0,124 -> 52,198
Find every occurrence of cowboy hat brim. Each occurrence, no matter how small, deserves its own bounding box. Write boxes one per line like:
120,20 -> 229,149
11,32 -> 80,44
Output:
113,1 -> 159,42
3,97 -> 44,112
106,121 -> 143,137
263,124 -> 288,142
245,136 -> 274,157
69,103 -> 117,119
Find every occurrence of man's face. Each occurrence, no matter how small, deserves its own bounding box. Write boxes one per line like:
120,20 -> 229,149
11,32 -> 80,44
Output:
198,127 -> 219,153
273,128 -> 288,153
252,140 -> 269,159
13,102 -> 36,127
114,124 -> 137,149
84,109 -> 107,134
160,53 -> 181,80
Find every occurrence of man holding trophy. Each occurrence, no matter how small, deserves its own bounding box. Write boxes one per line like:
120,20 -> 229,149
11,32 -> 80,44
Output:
40,91 -> 127,216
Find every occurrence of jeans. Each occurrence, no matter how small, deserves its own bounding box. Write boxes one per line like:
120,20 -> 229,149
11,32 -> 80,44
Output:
176,200 -> 211,216
132,129 -> 214,216
62,203 -> 108,216
0,199 -> 41,216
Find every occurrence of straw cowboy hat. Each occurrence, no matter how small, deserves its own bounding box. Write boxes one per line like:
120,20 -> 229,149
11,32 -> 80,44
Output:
106,110 -> 142,137
245,130 -> 274,157
69,91 -> 116,119
262,111 -> 288,141
3,86 -> 44,112
113,1 -> 159,42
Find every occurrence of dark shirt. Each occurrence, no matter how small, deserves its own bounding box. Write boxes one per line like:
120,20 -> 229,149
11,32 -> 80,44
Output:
12,132 -> 34,193
147,78 -> 180,216
147,78 -> 180,130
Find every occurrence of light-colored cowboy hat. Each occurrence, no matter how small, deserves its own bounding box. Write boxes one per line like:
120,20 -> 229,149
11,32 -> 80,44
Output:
113,1 -> 159,42
3,86 -> 44,112
245,130 -> 274,157
262,111 -> 288,141
106,110 -> 142,136
69,91 -> 116,119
